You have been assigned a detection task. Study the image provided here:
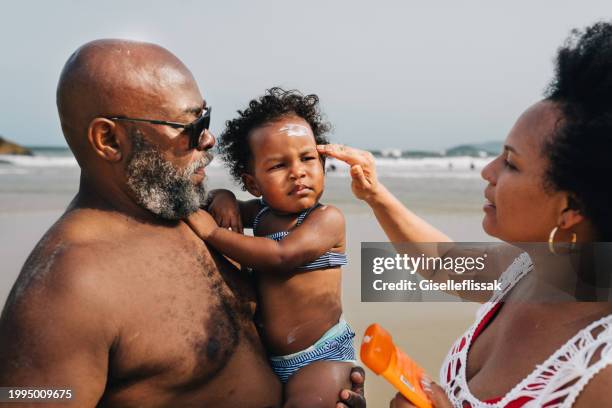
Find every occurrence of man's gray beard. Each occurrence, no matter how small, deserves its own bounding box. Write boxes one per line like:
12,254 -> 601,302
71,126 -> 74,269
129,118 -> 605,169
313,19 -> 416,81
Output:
125,132 -> 212,220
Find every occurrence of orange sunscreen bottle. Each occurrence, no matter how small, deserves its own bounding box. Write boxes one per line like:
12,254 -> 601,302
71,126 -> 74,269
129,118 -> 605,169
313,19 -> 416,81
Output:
361,323 -> 432,408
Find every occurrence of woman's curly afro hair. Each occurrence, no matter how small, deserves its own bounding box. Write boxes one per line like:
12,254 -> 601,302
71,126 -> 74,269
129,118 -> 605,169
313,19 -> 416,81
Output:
218,87 -> 331,190
543,21 -> 612,240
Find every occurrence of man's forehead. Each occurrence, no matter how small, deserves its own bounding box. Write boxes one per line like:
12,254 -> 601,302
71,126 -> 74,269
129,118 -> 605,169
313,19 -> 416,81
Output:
151,99 -> 204,121
117,44 -> 200,95
184,99 -> 207,114
147,74 -> 204,119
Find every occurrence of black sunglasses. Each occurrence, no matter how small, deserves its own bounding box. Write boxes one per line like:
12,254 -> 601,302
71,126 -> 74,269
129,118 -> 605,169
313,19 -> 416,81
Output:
106,106 -> 212,149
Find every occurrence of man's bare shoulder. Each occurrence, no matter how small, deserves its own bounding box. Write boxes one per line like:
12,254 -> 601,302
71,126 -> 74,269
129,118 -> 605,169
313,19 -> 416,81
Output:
6,209 -> 140,316
0,212 -> 121,395
8,239 -> 114,317
56,206 -> 150,243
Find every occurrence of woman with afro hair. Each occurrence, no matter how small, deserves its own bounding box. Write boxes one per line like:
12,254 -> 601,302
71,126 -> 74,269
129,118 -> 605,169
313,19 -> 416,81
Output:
321,21 -> 612,407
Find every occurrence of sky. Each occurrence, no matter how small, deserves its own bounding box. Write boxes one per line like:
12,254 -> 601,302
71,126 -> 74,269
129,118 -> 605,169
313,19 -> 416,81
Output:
1,0 -> 611,151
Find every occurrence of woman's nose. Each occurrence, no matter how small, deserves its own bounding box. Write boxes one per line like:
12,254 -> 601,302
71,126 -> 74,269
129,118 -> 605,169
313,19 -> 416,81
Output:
196,129 -> 215,151
481,157 -> 497,184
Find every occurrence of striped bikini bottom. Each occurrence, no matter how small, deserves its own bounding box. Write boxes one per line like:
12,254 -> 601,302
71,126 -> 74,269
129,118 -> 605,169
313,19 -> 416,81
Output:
269,318 -> 357,383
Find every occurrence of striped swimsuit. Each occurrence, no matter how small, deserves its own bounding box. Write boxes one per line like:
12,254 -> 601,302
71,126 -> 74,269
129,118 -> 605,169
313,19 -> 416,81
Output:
252,202 -> 348,270
253,201 -> 355,382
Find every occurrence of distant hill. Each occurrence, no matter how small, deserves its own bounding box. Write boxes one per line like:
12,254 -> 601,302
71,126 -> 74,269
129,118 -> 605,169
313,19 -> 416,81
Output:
445,141 -> 502,157
471,141 -> 503,155
446,145 -> 484,157
371,141 -> 502,158
0,136 -> 32,155
401,150 -> 443,158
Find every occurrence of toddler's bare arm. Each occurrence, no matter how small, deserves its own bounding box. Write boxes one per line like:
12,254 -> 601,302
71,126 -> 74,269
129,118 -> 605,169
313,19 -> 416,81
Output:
186,205 -> 345,274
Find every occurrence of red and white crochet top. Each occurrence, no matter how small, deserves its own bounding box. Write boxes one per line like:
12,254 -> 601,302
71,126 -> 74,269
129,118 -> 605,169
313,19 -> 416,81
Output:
440,253 -> 612,407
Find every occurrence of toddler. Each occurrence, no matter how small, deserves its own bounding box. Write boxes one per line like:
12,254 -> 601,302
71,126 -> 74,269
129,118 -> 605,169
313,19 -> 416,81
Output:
186,88 -> 356,407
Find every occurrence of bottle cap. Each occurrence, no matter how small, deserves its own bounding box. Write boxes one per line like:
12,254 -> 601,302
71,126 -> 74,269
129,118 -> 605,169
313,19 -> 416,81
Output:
360,323 -> 394,375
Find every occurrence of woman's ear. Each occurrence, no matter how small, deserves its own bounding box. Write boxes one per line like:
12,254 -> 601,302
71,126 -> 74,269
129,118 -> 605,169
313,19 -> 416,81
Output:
558,194 -> 584,230
88,118 -> 123,162
242,173 -> 261,197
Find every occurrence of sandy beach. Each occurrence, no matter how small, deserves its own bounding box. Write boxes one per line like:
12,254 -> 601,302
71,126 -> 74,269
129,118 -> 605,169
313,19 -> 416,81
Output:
0,156 -> 490,406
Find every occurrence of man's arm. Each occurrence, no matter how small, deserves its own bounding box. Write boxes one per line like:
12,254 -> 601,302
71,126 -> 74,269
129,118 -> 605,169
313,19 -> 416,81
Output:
0,246 -> 116,407
337,367 -> 366,408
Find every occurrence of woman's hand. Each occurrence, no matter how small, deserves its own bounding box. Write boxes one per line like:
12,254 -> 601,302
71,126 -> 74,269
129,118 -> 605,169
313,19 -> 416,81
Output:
389,379 -> 452,408
185,209 -> 219,240
206,189 -> 243,234
317,144 -> 381,202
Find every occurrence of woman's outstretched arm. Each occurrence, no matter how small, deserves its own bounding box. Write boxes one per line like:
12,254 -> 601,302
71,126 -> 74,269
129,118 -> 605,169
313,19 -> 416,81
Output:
317,144 -> 451,244
317,144 -> 518,303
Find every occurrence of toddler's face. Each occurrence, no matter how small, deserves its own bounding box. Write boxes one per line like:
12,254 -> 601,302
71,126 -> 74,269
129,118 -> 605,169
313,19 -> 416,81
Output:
245,115 -> 324,213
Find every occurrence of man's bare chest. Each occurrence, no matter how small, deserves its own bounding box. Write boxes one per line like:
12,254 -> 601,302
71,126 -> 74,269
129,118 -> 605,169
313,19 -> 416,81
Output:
105,238 -> 259,390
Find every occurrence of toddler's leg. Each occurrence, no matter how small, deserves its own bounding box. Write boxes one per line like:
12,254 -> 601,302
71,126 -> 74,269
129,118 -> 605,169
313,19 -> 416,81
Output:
283,360 -> 355,408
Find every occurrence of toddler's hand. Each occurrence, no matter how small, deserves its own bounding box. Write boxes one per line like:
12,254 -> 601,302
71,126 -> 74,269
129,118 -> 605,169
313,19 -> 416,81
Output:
317,144 -> 380,202
207,190 -> 243,234
186,209 -> 219,240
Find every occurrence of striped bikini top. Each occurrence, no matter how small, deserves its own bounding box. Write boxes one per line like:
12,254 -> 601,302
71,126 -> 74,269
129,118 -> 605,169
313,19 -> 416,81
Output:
252,202 -> 347,271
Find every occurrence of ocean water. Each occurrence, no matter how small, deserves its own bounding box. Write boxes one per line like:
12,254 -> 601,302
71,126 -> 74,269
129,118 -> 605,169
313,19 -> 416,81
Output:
0,147 -> 491,215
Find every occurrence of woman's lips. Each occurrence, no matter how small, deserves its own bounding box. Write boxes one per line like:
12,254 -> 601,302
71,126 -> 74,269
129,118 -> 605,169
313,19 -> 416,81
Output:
483,199 -> 496,212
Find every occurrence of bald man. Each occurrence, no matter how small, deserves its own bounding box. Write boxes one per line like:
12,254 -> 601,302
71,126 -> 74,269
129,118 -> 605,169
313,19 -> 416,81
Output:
0,40 -> 364,407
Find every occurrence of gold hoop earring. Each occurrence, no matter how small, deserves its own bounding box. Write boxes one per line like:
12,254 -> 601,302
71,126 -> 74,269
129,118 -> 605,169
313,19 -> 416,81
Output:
548,226 -> 577,255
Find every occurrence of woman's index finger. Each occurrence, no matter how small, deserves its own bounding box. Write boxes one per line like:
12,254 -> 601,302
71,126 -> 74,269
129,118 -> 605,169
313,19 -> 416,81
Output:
317,144 -> 364,165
